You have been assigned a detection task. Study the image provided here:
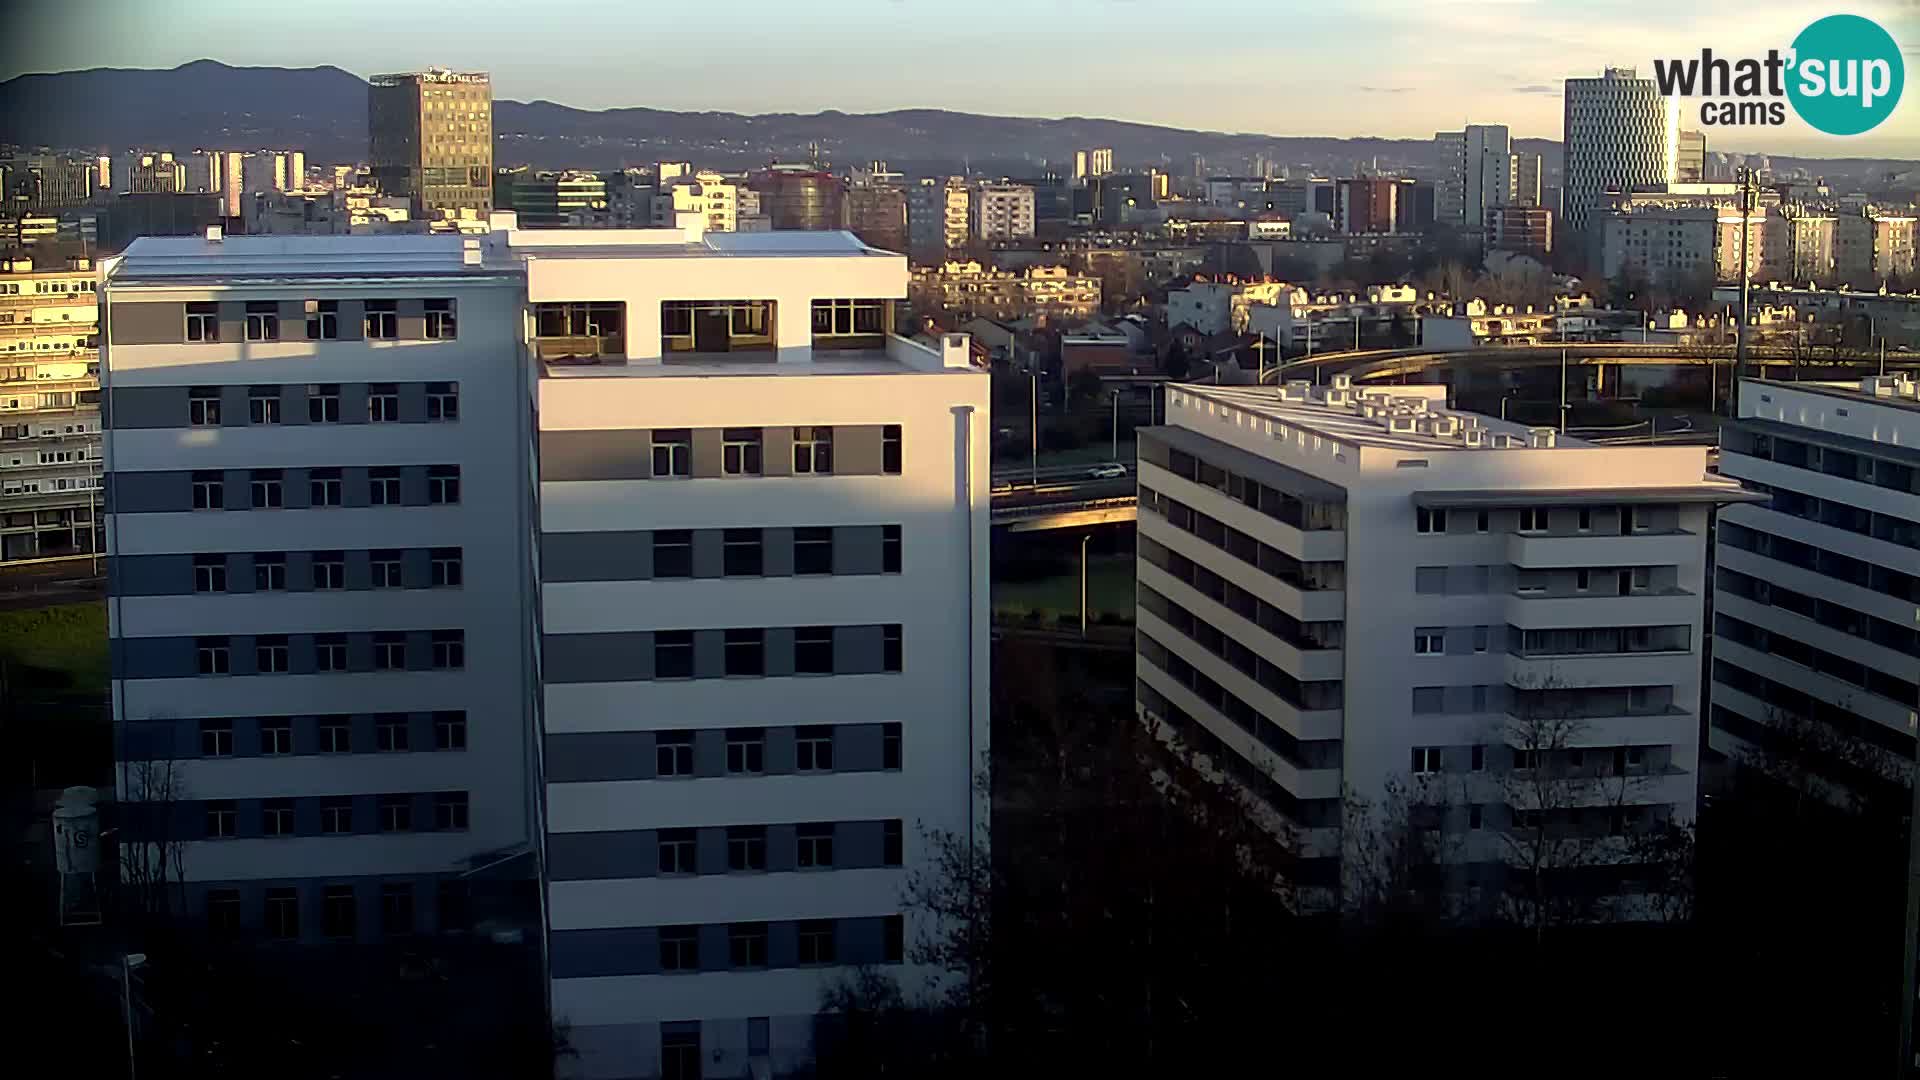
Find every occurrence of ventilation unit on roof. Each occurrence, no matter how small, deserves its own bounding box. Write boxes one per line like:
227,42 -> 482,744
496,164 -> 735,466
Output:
1462,427 -> 1486,448
1389,415 -> 1417,433
1860,375 -> 1900,396
1331,373 -> 1353,390
1278,381 -> 1307,401
1429,415 -> 1461,437
1527,427 -> 1557,448
1489,433 -> 1518,448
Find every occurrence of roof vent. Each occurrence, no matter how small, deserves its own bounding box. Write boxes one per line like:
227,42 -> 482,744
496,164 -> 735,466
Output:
1860,375 -> 1899,396
1429,415 -> 1461,437
1489,433 -> 1518,449
461,238 -> 482,266
1388,415 -> 1417,433
1896,375 -> 1918,399
1527,426 -> 1557,449
1462,427 -> 1486,448
204,224 -> 223,243
1331,373 -> 1353,390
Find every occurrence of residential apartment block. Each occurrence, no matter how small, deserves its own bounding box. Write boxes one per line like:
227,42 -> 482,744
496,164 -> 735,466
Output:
908,260 -> 1102,322
971,183 -> 1036,241
1,257 -> 104,561
102,222 -> 989,1079
1710,377 -> 1920,798
1134,380 -> 1749,899
1562,68 -> 1678,238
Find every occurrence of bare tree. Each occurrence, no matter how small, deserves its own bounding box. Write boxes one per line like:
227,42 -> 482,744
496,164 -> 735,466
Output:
117,754 -> 188,929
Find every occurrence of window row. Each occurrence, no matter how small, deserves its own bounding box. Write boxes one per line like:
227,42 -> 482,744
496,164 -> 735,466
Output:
1752,479 -> 1920,551
1149,439 -> 1347,531
1715,615 -> 1919,708
1415,503 -> 1671,537
645,424 -> 902,478
1717,566 -> 1920,659
550,914 -> 906,982
203,879 -> 470,943
182,548 -> 462,593
553,819 -> 904,882
544,624 -> 903,683
179,465 -> 460,511
659,625 -> 900,678
129,630 -> 468,678
1406,742 -> 1661,778
1136,630 -> 1343,771
1140,485 -> 1346,591
546,525 -> 899,583
1138,588 -> 1345,713
1136,679 -> 1343,828
184,299 -> 456,343
1730,427 -> 1920,498
186,711 -> 467,758
1710,666 -> 1916,763
665,724 -> 898,778
1139,535 -> 1344,650
545,722 -> 903,784
1719,520 -> 1920,604
195,790 -> 469,840
185,382 -> 458,426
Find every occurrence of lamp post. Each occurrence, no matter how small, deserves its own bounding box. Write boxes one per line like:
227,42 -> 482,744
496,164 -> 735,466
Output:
1110,389 -> 1120,462
1079,534 -> 1092,639
1029,371 -> 1038,490
122,952 -> 146,1080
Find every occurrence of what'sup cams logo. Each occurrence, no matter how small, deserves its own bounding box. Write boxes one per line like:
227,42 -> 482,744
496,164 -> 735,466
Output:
1653,14 -> 1904,135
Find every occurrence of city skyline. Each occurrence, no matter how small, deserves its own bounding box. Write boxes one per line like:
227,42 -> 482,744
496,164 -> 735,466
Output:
8,0 -> 1917,160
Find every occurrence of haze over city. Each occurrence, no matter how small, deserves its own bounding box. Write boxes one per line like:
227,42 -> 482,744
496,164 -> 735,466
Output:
7,0 -> 1919,158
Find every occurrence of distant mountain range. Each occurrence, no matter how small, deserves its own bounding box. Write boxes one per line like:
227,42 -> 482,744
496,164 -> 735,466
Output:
2,60 -> 1912,185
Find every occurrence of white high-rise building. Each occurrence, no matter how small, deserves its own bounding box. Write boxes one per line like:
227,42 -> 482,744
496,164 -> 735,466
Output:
653,170 -> 745,232
1134,380 -> 1749,901
970,182 -> 1036,241
101,223 -> 991,1080
1435,126 -> 1540,226
1562,68 -> 1678,239
1710,377 -> 1920,798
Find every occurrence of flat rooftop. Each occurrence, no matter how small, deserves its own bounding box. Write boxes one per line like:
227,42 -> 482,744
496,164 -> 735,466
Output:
504,229 -> 895,262
1762,378 -> 1920,414
109,234 -> 499,282
542,349 -> 968,379
1177,383 -> 1588,453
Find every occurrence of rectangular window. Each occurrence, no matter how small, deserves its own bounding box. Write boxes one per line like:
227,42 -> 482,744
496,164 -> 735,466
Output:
729,923 -> 769,968
430,548 -> 462,587
259,716 -> 292,753
249,469 -> 283,508
323,798 -> 356,833
884,914 -> 904,963
1471,744 -> 1487,772
793,527 -> 833,574
1411,687 -> 1444,714
882,524 -> 902,573
432,629 -> 465,670
1469,805 -> 1484,830
659,927 -> 699,971
1631,566 -> 1651,591
1411,746 -> 1442,774
722,428 -> 762,476
428,710 -> 467,751
196,636 -> 230,675
793,426 -> 833,474
319,715 -> 350,753
797,823 -> 835,868
188,387 -> 221,425
434,792 -> 469,831
1513,748 -> 1540,772
798,919 -> 837,965
207,890 -> 242,936
379,795 -> 412,832
1518,507 -> 1548,533
315,634 -> 347,672
727,728 -> 765,774
369,467 -> 401,505
796,726 -> 835,771
310,468 -> 343,507
368,384 -> 399,422
192,471 -> 223,510
1414,628 -> 1444,655
247,388 -> 281,425
193,554 -> 227,593
322,885 -> 356,939
1577,507 -> 1592,532
723,528 -> 763,576
657,829 -> 696,875
1476,510 -> 1489,533
370,550 -> 403,588
428,465 -> 460,504
263,798 -> 295,836
381,884 -> 414,937
426,381 -> 458,420
1575,569 -> 1591,592
373,633 -> 406,670
245,302 -> 279,342
265,887 -> 299,939
307,384 -> 340,423
654,631 -> 694,679
1416,507 -> 1446,534
306,300 -> 338,340
253,552 -> 286,591
206,800 -> 237,838
883,819 -> 904,865
311,551 -> 344,589
1473,626 -> 1489,653
424,299 -> 457,339
884,624 -> 903,672
727,825 -> 768,871
1622,505 -> 1641,533
364,300 -> 398,339
200,719 -> 233,757
185,302 -> 219,343
651,429 -> 691,477
656,731 -> 694,777
795,626 -> 835,674
882,722 -> 902,770
724,628 -> 764,676
883,424 -> 902,474
652,531 -> 692,578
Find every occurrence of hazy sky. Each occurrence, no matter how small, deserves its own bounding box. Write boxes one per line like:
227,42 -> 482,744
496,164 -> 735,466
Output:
9,0 -> 1918,158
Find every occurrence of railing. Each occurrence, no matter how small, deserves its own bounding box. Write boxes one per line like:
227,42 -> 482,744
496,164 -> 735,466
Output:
992,495 -> 1137,520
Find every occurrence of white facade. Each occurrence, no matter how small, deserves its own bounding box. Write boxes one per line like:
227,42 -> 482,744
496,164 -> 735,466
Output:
101,235 -> 540,944
971,182 -> 1035,241
654,171 -> 744,232
1711,378 -> 1920,794
1136,380 -> 1743,893
519,228 -> 989,1078
1562,68 -> 1678,238
0,260 -> 104,561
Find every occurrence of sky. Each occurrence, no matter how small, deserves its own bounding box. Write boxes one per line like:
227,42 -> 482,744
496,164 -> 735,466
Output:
7,0 -> 1919,159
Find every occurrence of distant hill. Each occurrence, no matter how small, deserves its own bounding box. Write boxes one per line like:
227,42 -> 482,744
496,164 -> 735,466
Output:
2,60 -> 1912,185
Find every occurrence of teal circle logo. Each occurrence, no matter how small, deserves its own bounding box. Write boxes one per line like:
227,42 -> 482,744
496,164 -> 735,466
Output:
1787,15 -> 1904,135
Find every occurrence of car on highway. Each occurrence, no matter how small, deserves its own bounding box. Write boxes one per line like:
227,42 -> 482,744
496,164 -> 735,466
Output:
1086,464 -> 1129,479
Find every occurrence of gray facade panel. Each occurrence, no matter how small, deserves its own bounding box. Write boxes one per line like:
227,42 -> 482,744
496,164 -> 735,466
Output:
765,727 -> 797,773
113,554 -> 190,596
764,627 -> 795,677
835,424 -> 886,476
840,916 -> 888,965
763,527 -> 794,576
692,728 -> 726,779
833,526 -> 884,575
766,824 -> 798,873
216,302 -> 246,345
399,466 -> 430,507
838,820 -> 884,869
109,471 -> 190,514
541,429 -> 652,482
281,468 -> 312,510
339,382 -> 370,424
690,529 -> 723,579
838,724 -> 884,771
551,928 -> 657,979
835,624 -> 884,674
335,301 -> 365,342
108,387 -> 187,429
118,636 -> 199,679
762,427 -> 793,477
109,302 -> 184,345
690,428 -> 725,479
692,630 -> 724,679
541,531 -> 651,582
219,386 -> 249,429
696,827 -> 726,877
542,631 -> 653,683
547,830 -> 655,881
398,382 -> 429,423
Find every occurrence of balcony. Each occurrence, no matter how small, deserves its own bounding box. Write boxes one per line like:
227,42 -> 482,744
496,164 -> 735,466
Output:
1505,589 -> 1699,630
1505,529 -> 1699,569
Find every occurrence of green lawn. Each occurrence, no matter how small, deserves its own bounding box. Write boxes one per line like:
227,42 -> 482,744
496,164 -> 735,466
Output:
993,556 -> 1136,620
0,601 -> 109,694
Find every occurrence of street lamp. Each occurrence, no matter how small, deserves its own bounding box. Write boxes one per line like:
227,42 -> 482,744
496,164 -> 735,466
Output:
1079,534 -> 1092,639
122,952 -> 146,1080
1110,389 -> 1121,462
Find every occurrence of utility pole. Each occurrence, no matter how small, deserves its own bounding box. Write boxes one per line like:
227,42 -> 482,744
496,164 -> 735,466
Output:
1110,390 -> 1120,462
1733,166 -> 1755,417
1559,346 -> 1568,433
1029,371 -> 1038,490
1079,533 -> 1092,639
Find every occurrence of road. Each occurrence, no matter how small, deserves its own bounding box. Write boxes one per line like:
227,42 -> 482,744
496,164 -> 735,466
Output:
0,557 -> 105,611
